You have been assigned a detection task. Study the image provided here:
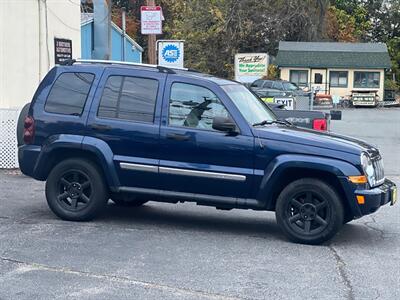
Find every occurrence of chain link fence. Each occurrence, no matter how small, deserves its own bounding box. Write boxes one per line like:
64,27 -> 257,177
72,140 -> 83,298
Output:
294,94 -> 313,110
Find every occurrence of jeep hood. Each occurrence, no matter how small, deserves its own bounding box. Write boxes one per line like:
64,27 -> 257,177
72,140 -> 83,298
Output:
254,125 -> 376,155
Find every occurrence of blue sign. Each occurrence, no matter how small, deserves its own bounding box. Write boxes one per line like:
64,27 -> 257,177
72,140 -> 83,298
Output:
161,44 -> 180,63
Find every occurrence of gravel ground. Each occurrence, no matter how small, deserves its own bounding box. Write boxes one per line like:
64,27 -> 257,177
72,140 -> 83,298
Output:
0,108 -> 399,300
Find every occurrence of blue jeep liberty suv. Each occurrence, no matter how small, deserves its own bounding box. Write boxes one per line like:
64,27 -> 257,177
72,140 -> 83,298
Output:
18,59 -> 397,244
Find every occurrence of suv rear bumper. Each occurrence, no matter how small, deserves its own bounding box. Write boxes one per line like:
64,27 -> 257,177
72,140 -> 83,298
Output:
355,179 -> 397,216
18,145 -> 41,178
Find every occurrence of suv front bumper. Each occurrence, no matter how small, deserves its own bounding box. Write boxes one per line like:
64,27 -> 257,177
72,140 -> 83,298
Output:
355,179 -> 397,216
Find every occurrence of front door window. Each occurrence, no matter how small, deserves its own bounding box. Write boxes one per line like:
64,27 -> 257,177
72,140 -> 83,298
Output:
169,82 -> 230,131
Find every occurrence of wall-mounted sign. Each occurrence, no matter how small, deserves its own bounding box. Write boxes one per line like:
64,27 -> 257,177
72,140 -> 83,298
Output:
157,40 -> 184,68
54,38 -> 72,64
234,53 -> 268,83
274,97 -> 294,110
141,6 -> 162,35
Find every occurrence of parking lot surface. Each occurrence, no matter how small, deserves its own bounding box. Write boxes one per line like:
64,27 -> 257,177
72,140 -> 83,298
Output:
0,108 -> 399,300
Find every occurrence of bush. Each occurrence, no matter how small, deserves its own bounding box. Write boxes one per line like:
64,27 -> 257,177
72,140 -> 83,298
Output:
384,79 -> 399,91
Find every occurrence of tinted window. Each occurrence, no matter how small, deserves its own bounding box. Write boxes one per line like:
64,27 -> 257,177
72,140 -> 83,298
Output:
45,72 -> 94,115
169,83 -> 230,131
262,81 -> 273,88
98,76 -> 158,122
283,82 -> 299,91
272,82 -> 283,90
250,80 -> 263,87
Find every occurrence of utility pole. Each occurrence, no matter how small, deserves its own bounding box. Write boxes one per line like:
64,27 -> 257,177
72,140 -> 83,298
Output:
122,7 -> 126,61
146,0 -> 156,64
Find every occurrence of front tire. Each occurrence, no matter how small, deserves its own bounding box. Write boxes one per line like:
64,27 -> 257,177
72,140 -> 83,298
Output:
45,158 -> 108,221
275,178 -> 344,245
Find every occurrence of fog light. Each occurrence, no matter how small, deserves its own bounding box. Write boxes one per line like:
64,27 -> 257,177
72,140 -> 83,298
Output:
356,195 -> 365,204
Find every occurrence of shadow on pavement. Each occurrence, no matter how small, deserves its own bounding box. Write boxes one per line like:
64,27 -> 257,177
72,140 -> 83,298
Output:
96,201 -> 284,240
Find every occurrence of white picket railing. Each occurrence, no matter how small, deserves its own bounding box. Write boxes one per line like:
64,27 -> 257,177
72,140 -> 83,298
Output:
0,109 -> 20,168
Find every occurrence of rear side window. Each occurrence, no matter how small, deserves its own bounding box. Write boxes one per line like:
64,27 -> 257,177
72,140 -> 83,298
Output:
272,82 -> 283,90
250,80 -> 263,87
98,76 -> 158,123
262,81 -> 273,88
45,72 -> 94,115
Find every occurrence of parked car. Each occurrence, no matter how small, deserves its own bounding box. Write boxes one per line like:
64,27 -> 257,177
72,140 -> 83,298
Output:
267,103 -> 330,131
18,59 -> 397,245
252,88 -> 331,131
250,79 -> 307,96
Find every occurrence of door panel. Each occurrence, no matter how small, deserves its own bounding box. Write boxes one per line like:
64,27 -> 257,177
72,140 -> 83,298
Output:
87,67 -> 165,189
159,78 -> 255,198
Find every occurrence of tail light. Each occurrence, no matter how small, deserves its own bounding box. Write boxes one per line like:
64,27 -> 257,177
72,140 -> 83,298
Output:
313,118 -> 327,131
23,116 -> 35,144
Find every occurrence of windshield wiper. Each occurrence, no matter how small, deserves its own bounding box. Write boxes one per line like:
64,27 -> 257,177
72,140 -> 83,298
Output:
252,119 -> 292,127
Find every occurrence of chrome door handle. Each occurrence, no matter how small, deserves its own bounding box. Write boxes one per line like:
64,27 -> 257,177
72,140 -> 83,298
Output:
166,133 -> 190,141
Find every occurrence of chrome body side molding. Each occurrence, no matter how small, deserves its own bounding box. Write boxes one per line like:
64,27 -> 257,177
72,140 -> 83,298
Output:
119,162 -> 247,182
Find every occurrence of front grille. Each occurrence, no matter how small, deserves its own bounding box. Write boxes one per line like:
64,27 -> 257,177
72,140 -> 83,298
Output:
372,156 -> 385,186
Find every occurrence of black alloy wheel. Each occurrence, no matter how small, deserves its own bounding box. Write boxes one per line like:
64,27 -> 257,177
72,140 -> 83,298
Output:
46,158 -> 108,221
57,170 -> 92,212
276,178 -> 344,245
285,191 -> 331,236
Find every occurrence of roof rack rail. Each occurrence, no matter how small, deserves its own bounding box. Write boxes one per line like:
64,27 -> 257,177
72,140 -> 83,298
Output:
61,58 -> 190,74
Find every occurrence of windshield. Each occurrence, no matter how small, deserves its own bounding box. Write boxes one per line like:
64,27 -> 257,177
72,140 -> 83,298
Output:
222,84 -> 276,125
283,82 -> 299,91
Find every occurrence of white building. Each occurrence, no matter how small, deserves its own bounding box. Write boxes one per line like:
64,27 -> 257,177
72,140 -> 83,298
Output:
0,0 -> 81,109
0,0 -> 81,168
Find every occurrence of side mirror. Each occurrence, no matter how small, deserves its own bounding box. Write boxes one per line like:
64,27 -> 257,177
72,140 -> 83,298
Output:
212,116 -> 237,134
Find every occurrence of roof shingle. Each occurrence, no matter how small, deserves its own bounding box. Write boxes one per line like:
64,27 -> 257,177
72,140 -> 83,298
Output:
275,42 -> 391,69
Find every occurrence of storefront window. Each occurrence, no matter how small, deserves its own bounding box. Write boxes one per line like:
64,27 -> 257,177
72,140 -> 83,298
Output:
289,70 -> 308,87
354,72 -> 380,88
330,71 -> 348,87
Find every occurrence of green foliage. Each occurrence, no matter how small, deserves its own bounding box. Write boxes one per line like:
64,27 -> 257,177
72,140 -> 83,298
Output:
267,64 -> 279,80
330,0 -> 400,84
158,0 -> 331,78
109,0 -> 400,84
384,79 -> 399,91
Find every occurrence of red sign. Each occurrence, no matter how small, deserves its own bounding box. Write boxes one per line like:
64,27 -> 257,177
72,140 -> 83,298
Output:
141,6 -> 162,35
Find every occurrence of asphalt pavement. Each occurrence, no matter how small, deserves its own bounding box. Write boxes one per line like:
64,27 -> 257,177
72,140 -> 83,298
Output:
0,108 -> 399,300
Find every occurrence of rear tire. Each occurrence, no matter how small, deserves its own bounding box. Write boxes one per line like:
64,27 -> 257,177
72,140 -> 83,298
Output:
45,158 -> 108,221
275,178 -> 344,245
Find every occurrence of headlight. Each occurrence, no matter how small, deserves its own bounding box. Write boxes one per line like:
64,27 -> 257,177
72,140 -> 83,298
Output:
361,152 -> 376,187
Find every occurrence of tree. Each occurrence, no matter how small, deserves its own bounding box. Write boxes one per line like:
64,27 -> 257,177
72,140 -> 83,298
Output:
331,0 -> 399,84
159,0 -> 331,78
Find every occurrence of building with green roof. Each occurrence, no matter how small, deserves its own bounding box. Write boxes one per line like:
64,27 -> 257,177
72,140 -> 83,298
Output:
275,41 -> 391,100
